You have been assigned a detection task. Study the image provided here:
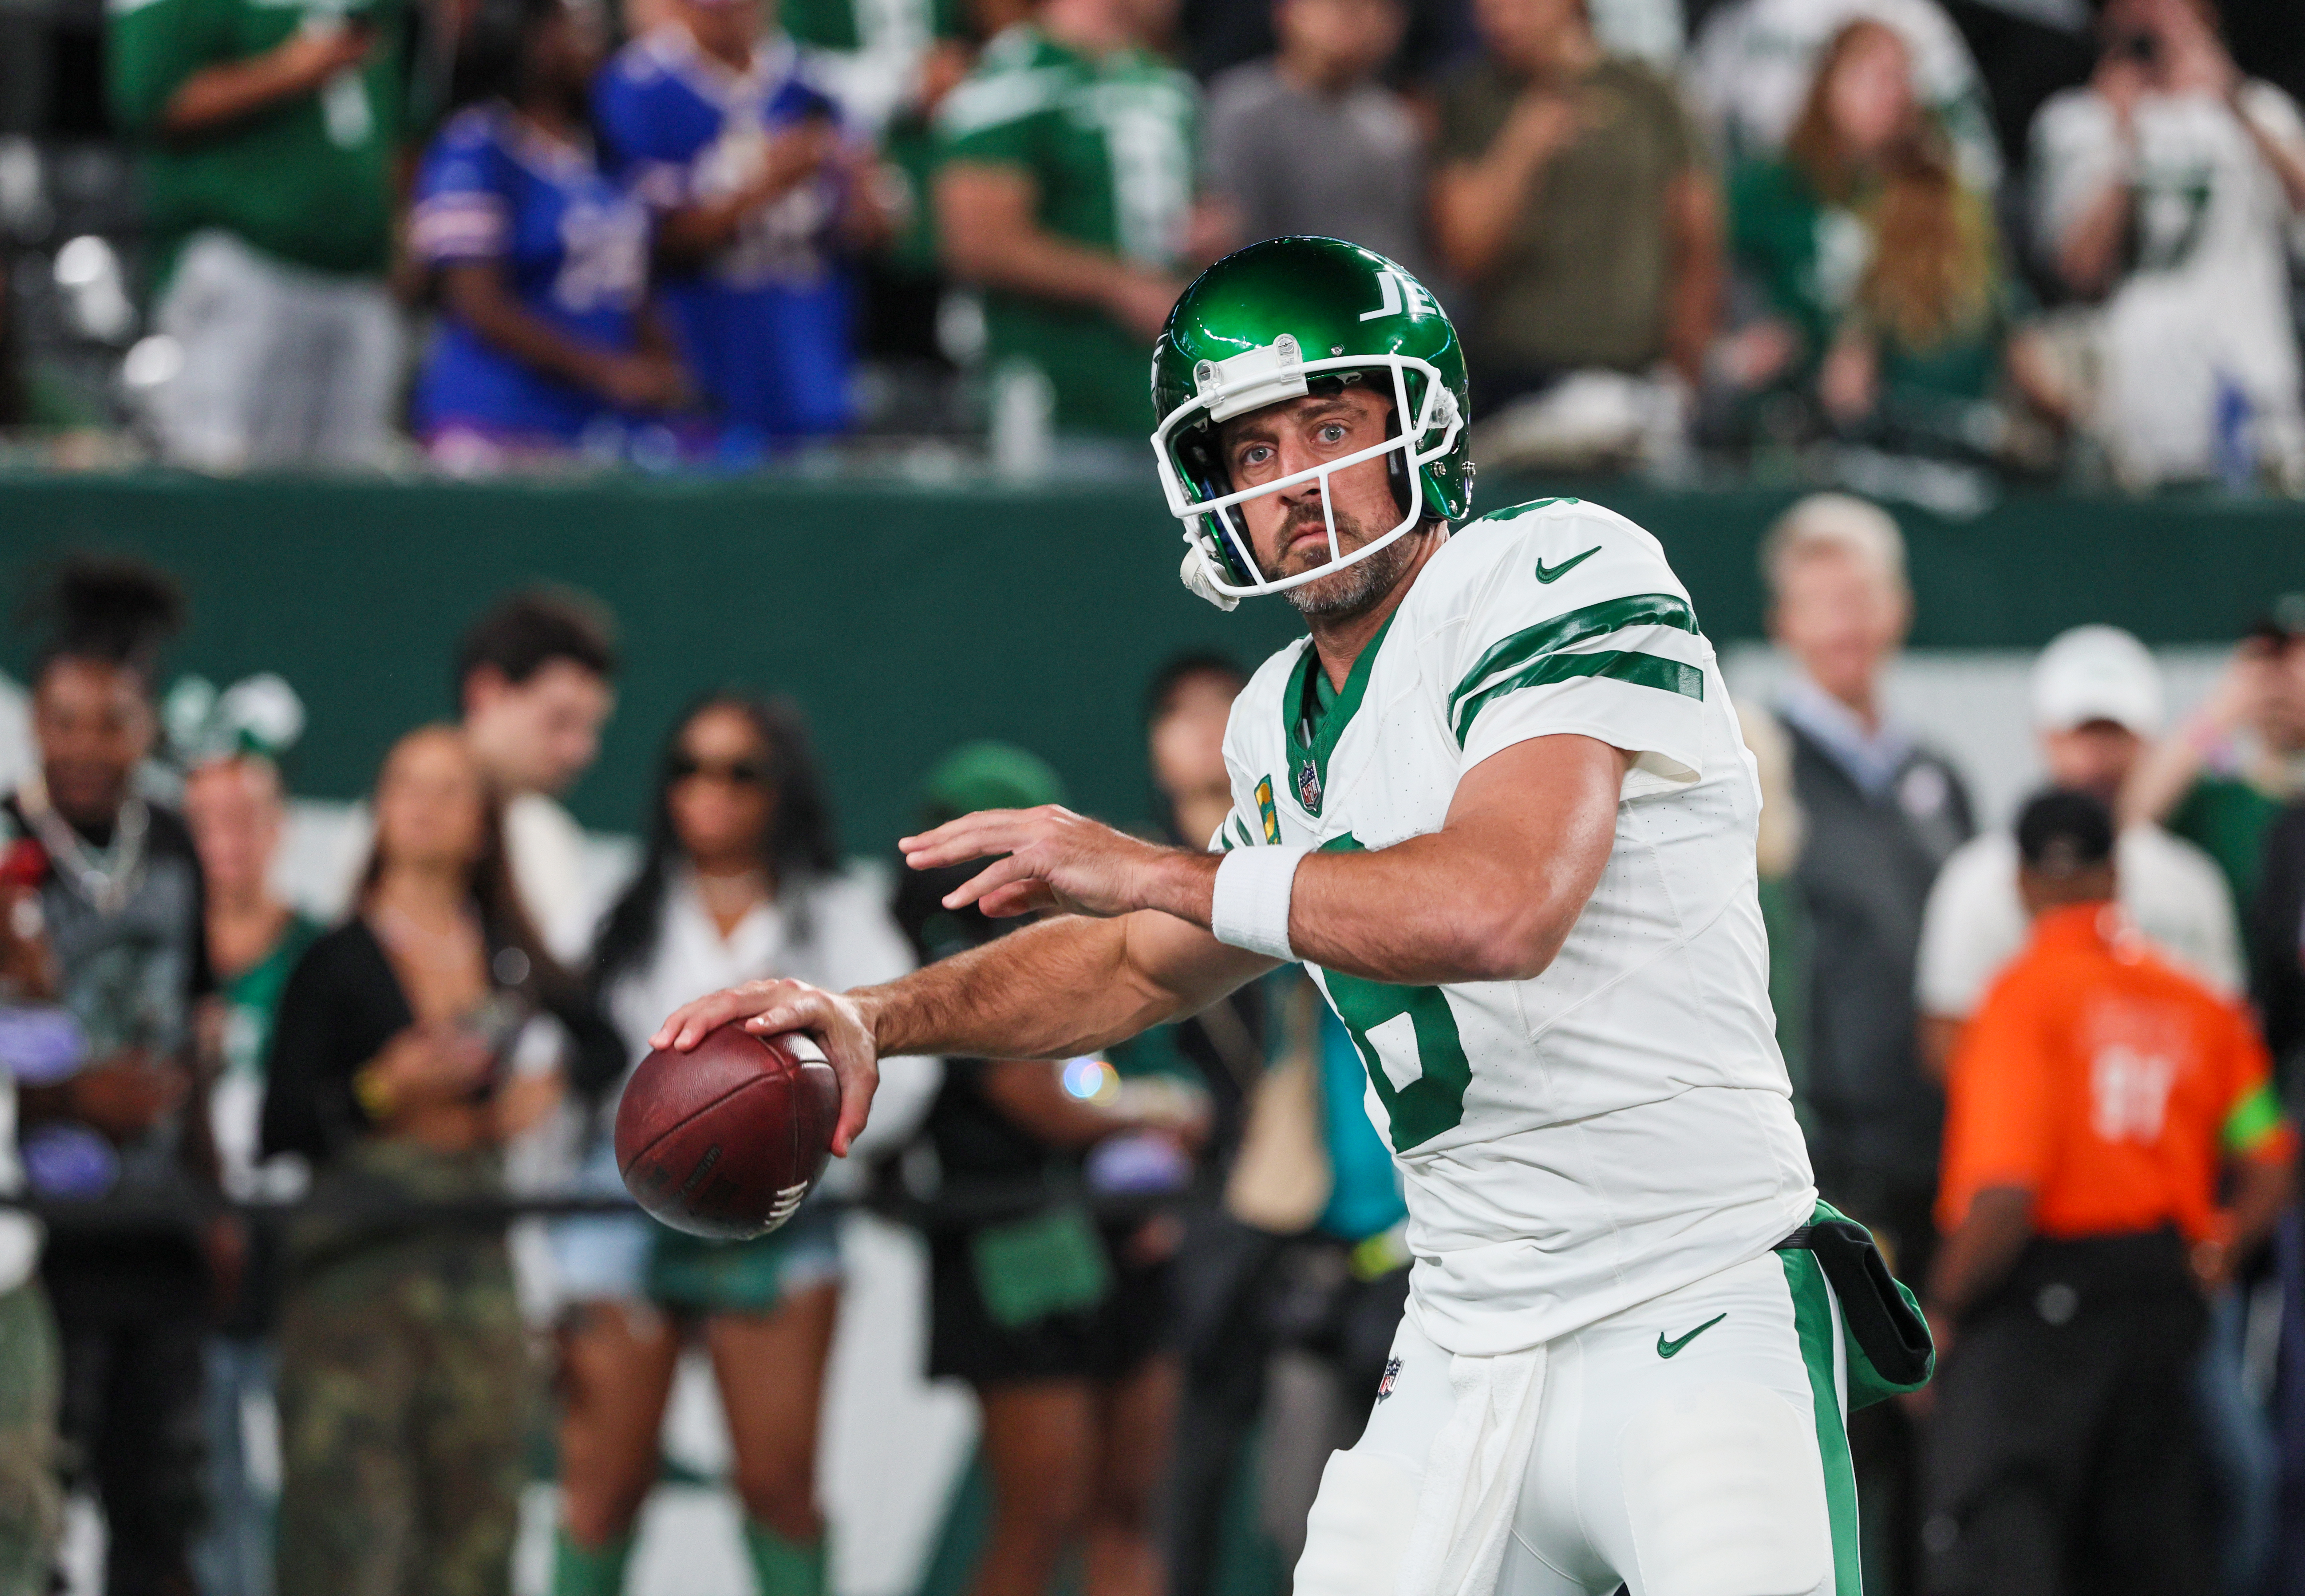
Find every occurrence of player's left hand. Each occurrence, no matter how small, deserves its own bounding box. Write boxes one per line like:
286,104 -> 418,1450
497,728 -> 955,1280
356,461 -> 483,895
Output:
900,806 -> 1197,920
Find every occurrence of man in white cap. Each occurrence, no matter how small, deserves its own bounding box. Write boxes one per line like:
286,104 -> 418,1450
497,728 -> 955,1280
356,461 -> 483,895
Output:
1915,624 -> 2242,1077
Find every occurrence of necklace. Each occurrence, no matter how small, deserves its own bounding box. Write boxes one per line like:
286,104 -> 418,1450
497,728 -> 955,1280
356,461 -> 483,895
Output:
19,775 -> 147,918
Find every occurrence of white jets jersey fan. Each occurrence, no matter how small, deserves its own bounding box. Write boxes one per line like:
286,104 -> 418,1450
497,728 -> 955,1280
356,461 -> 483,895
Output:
1216,496 -> 1817,1357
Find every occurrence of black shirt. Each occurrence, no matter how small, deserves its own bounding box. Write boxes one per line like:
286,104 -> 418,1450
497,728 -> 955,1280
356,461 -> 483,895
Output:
261,916 -> 620,1167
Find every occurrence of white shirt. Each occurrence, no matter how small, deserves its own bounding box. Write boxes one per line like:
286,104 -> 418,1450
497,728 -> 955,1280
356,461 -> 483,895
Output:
1915,823 -> 2242,1019
601,866 -> 940,1191
1218,498 -> 1815,1357
2031,81 -> 2305,479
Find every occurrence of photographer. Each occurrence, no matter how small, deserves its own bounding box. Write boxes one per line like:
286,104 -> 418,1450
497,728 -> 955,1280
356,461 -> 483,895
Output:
259,726 -> 616,1596
2028,0 -> 2305,488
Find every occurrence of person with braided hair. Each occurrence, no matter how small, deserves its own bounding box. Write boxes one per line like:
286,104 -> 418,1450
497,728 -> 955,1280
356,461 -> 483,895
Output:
2,559 -> 215,1596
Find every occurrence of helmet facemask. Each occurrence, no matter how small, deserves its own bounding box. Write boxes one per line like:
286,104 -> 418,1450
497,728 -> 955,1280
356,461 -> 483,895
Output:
1151,336 -> 1464,609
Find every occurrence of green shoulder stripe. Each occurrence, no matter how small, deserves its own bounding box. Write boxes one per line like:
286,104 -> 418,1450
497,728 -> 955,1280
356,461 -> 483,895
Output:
2224,1080 -> 2287,1155
1449,594 -> 1702,743
1452,651 -> 1703,745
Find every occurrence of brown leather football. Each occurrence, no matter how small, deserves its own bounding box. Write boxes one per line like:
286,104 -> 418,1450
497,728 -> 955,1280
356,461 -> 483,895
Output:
614,1024 -> 839,1239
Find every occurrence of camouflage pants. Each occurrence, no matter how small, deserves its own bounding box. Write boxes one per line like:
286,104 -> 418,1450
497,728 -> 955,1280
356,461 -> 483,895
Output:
0,1280 -> 61,1596
274,1236 -> 534,1596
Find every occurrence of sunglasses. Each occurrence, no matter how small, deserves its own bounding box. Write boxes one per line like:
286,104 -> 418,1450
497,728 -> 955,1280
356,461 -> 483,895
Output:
668,755 -> 769,786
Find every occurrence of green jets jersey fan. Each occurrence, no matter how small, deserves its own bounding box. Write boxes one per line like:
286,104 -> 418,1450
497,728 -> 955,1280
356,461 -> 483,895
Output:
107,0 -> 405,284
935,21 -> 1197,436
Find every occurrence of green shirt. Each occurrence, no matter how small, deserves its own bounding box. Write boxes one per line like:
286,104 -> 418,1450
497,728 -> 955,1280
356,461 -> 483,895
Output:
107,0 -> 405,282
782,0 -> 961,53
1435,57 -> 1701,377
1728,156 -> 2004,407
935,24 -> 1197,437
2169,775 -> 2285,919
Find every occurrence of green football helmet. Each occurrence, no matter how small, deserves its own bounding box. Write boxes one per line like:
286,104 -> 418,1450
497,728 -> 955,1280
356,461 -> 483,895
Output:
1150,237 -> 1473,609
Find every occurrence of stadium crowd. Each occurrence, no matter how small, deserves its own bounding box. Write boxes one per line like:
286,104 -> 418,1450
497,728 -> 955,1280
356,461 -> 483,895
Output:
0,521 -> 2300,1596
0,0 -> 2301,488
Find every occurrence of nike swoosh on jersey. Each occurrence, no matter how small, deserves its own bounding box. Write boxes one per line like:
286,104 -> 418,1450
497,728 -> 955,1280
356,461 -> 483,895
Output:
1656,1313 -> 1727,1358
1534,547 -> 1600,583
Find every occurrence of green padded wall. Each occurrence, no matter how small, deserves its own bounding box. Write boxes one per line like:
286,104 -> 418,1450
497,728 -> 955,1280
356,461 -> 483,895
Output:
4,472 -> 2302,852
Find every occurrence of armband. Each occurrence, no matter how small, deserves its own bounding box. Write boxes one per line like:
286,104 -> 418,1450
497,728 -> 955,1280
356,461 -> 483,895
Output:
1210,845 -> 1308,962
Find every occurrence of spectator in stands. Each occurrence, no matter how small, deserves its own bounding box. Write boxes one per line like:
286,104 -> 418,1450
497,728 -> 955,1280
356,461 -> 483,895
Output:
1684,0 -> 1998,191
261,726 -> 616,1596
2028,0 -> 2305,490
0,849 -> 61,1596
934,0 -> 1209,442
895,742 -> 1206,1596
2122,600 -> 2305,923
7,563 -> 213,1596
455,590 -> 620,964
105,0 -> 402,469
550,693 -> 934,1596
1430,0 -> 1721,423
1764,493 -> 1969,1596
595,0 -> 892,450
1141,655 -> 1280,1596
1914,628 -> 2276,1594
1917,626 -> 2240,1073
182,750 -> 322,1596
1924,789 -> 2293,1596
410,0 -> 689,470
1202,0 -> 1427,276
1768,495 -> 1971,1251
1727,19 -> 2038,451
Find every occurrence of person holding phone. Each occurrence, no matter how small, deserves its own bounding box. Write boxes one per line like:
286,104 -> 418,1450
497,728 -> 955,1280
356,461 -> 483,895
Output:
259,726 -> 619,1596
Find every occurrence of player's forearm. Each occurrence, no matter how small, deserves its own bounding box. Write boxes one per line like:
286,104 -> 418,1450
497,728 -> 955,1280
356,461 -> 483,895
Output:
1280,830 -> 1585,985
853,913 -> 1199,1062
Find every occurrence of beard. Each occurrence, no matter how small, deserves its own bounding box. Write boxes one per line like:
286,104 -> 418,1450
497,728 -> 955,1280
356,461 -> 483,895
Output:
1279,509 -> 1424,618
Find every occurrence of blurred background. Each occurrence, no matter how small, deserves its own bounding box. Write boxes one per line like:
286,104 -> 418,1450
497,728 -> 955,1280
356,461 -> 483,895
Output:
1,0 -> 2304,1592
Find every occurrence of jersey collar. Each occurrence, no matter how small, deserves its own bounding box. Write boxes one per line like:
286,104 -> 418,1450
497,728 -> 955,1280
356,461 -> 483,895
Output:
1282,614 -> 1394,819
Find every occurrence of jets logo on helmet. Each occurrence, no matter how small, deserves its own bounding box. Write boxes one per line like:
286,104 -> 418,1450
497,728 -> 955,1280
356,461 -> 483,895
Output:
1149,237 -> 1474,609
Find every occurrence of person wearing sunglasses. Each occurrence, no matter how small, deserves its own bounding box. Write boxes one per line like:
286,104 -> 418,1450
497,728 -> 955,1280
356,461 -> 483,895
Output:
547,692 -> 936,1596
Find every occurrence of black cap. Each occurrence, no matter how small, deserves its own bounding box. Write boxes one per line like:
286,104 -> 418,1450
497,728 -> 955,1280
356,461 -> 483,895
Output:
2016,789 -> 2115,874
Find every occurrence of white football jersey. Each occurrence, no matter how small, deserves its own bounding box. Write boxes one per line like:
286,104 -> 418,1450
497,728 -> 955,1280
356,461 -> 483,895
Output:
1217,498 -> 1816,1357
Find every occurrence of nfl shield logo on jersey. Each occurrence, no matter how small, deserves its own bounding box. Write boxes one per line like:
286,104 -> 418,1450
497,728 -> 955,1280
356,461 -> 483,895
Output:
1376,1357 -> 1401,1401
1296,758 -> 1322,814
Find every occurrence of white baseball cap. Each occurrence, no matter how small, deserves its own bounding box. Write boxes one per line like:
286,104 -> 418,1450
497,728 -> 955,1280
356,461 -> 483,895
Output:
2030,625 -> 2163,736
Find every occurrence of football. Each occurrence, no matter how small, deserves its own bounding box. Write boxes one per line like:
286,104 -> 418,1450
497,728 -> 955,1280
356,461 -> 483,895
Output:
614,1023 -> 840,1239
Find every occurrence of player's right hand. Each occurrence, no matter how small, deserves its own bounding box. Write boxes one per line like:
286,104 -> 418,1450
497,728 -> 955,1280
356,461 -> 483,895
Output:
650,978 -> 881,1159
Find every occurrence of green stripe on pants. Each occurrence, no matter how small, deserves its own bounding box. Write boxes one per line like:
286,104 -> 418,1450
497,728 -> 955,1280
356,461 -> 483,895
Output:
1782,1248 -> 1863,1596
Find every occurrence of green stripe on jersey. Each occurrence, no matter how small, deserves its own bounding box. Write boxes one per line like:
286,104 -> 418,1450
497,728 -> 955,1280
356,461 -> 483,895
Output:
1449,594 -> 1700,734
1452,650 -> 1704,746
1781,1247 -> 1862,1596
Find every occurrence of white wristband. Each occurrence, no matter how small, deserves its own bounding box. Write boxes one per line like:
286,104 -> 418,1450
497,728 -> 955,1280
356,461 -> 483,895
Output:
1211,845 -> 1308,962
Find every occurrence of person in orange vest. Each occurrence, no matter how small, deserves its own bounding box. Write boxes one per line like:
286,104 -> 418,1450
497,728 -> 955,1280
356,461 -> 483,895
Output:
1922,788 -> 2295,1596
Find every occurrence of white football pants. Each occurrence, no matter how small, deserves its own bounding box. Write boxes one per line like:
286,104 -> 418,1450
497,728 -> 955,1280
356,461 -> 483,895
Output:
1297,1251 -> 1859,1596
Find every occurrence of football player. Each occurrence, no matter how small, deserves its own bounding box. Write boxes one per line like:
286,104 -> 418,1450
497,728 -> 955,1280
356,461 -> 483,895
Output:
656,237 -> 1928,1596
